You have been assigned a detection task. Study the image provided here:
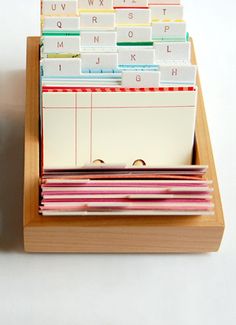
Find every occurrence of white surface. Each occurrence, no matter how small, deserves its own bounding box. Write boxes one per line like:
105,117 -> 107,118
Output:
0,0 -> 235,324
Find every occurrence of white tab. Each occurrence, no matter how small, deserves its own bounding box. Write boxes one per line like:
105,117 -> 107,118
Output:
151,5 -> 183,20
155,42 -> 191,61
148,1 -> 180,4
42,0 -> 78,15
81,31 -> 117,47
116,9 -> 151,25
78,0 -> 113,9
114,0 -> 148,7
80,53 -> 118,69
122,70 -> 160,87
159,64 -> 197,85
43,36 -> 80,54
118,48 -> 155,65
43,58 -> 81,76
80,12 -> 115,29
117,26 -> 152,42
43,17 -> 80,31
152,21 -> 186,38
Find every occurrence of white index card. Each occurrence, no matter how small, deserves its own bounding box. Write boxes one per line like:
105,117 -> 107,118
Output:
117,26 -> 152,43
42,0 -> 78,15
116,9 -> 151,25
118,48 -> 155,65
151,5 -> 183,20
43,58 -> 81,77
80,12 -> 116,29
155,42 -> 191,61
43,36 -> 80,54
43,16 -> 80,31
122,70 -> 160,87
81,31 -> 117,47
78,0 -> 113,9
80,53 -> 118,69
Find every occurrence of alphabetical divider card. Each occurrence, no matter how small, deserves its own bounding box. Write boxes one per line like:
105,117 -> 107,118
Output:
42,88 -> 197,169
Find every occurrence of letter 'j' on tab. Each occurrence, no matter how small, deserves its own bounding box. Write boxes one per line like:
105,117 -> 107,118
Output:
42,1 -> 78,15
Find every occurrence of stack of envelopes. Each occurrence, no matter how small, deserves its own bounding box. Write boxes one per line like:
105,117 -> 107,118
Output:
39,0 -> 214,216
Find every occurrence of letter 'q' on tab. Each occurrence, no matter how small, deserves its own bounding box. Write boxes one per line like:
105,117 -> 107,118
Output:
42,1 -> 78,15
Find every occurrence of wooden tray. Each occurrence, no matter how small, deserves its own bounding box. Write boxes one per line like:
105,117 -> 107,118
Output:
23,37 -> 224,253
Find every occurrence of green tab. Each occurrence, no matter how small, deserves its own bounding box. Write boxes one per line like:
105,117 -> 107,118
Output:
117,42 -> 154,46
43,31 -> 80,36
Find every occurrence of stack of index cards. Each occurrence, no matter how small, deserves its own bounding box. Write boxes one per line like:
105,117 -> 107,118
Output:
38,1 -> 212,216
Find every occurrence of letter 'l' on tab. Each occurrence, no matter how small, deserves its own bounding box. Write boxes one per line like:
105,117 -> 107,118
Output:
155,42 -> 191,61
42,1 -> 78,15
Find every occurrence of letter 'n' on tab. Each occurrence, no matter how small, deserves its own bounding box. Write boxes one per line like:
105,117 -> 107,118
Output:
42,1 -> 78,15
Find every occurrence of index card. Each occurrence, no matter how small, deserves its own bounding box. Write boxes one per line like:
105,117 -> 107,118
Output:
42,0 -> 78,15
43,36 -> 81,54
152,21 -> 186,39
121,70 -> 160,87
117,26 -> 152,43
78,0 -> 113,10
148,1 -> 180,4
114,0 -> 148,7
159,64 -> 197,85
43,16 -> 80,31
151,5 -> 183,20
155,42 -> 191,61
80,12 -> 116,29
81,31 -> 117,47
118,48 -> 155,65
42,58 -> 81,77
80,52 -> 118,69
116,9 -> 151,25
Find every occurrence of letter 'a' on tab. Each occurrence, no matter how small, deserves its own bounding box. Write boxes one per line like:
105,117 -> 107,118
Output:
42,1 -> 78,15
42,58 -> 81,77
122,70 -> 160,87
78,0 -> 113,10
43,36 -> 81,54
155,42 -> 191,62
113,0 -> 148,7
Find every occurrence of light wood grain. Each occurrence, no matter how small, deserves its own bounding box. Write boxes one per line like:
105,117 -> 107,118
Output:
23,37 -> 224,253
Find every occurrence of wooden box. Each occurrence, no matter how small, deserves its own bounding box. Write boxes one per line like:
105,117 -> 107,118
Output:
23,37 -> 224,253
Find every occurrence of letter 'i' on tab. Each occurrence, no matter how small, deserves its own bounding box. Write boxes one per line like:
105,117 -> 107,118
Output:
114,0 -> 148,7
117,26 -> 152,42
118,49 -> 155,65
43,36 -> 80,54
155,42 -> 191,61
122,70 -> 160,87
80,13 -> 115,29
43,58 -> 81,77
151,5 -> 183,20
152,21 -> 186,38
81,31 -> 117,47
43,17 -> 80,31
116,9 -> 151,25
78,0 -> 113,10
159,65 -> 197,85
80,53 -> 118,69
42,1 -> 78,15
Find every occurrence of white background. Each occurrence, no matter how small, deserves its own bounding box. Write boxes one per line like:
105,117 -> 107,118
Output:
0,0 -> 235,324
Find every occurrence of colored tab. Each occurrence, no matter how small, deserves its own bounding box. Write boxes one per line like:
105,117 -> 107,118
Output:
114,0 -> 148,7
